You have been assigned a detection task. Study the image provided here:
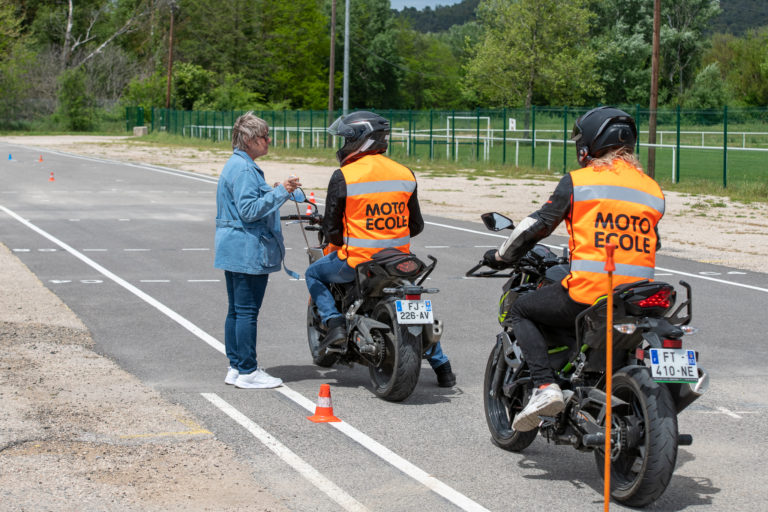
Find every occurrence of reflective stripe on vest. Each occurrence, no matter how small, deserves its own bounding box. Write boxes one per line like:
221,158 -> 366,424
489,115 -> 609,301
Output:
338,154 -> 416,267
562,159 -> 664,304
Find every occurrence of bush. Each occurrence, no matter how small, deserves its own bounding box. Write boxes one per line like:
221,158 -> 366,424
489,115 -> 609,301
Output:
57,67 -> 95,131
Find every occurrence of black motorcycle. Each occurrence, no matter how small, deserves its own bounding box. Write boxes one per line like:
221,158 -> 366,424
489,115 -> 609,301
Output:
281,190 -> 443,402
469,212 -> 709,507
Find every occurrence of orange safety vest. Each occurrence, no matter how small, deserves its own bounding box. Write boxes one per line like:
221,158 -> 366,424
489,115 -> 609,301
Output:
562,159 -> 665,304
337,154 -> 417,267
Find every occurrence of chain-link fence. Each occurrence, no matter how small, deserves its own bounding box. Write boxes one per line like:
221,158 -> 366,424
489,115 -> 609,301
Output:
126,106 -> 768,187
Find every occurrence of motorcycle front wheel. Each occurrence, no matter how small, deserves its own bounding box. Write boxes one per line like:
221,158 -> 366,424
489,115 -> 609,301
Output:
307,298 -> 339,367
368,300 -> 421,402
483,343 -> 537,451
594,367 -> 678,507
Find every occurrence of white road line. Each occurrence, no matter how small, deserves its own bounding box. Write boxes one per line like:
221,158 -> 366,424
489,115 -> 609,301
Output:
182,248 -> 210,251
201,393 -> 369,512
82,248 -> 107,252
125,248 -> 150,252
715,407 -> 742,419
277,386 -> 491,512
425,221 -> 768,293
1,204 -> 490,512
424,245 -> 449,249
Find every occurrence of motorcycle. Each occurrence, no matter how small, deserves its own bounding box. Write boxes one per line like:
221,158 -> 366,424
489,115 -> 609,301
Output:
281,189 -> 443,402
469,212 -> 709,507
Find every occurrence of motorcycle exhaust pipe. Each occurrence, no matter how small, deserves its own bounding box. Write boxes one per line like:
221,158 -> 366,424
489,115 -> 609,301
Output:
669,366 -> 709,413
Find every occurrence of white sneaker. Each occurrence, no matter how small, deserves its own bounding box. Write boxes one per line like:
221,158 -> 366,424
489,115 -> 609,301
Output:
512,383 -> 565,432
225,367 -> 239,385
234,368 -> 283,389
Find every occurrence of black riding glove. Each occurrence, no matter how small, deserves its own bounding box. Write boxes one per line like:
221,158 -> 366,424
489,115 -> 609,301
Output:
483,249 -> 507,270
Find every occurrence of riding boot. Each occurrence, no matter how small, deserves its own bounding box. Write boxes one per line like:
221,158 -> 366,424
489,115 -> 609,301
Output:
323,316 -> 347,348
434,361 -> 456,387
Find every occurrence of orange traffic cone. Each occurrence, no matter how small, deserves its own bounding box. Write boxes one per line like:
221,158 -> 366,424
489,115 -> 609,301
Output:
305,203 -> 312,215
309,191 -> 316,204
48,172 -> 55,182
307,384 -> 341,422
38,155 -> 43,163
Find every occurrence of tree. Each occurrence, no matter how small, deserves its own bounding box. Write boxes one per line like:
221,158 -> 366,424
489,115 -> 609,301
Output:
464,0 -> 601,108
343,0 -> 403,109
0,2 -> 36,126
176,0 -> 328,109
394,28 -> 464,109
172,62 -> 214,110
682,62 -> 733,109
57,67 -> 95,130
660,0 -> 721,98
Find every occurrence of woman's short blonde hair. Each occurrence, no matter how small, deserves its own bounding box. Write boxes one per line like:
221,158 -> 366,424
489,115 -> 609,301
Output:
590,146 -> 642,170
232,111 -> 269,151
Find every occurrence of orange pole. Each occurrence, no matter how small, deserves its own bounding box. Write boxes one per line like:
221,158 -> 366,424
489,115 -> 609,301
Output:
603,243 -> 616,511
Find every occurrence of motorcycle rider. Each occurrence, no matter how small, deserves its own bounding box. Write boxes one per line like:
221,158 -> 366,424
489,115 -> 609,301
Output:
305,110 -> 456,387
483,106 -> 665,431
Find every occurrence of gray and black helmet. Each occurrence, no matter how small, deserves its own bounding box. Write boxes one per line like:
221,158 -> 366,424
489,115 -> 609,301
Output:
328,111 -> 389,165
571,106 -> 637,167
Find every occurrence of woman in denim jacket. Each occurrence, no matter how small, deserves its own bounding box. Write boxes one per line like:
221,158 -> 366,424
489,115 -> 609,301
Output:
215,112 -> 301,389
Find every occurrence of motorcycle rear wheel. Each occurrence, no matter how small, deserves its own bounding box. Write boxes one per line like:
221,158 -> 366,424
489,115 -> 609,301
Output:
483,343 -> 537,451
307,298 -> 339,367
594,367 -> 678,507
368,300 -> 421,402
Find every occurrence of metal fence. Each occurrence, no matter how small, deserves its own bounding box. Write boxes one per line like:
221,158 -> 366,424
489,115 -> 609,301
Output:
126,106 -> 768,187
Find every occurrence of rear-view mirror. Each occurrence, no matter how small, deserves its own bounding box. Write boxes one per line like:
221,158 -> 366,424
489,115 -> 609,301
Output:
481,212 -> 515,231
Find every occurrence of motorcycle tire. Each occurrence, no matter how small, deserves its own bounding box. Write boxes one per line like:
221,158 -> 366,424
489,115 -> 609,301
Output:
368,300 -> 421,402
594,367 -> 678,507
483,343 -> 537,451
306,298 -> 339,368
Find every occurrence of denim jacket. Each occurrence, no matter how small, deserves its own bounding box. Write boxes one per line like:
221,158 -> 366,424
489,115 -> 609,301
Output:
214,150 -> 289,275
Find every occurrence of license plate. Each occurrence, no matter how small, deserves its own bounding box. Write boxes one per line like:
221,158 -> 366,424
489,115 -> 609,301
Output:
395,300 -> 434,324
649,348 -> 698,383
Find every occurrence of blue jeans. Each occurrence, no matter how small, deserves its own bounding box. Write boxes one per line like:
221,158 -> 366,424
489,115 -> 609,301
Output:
224,271 -> 269,374
305,251 -> 356,324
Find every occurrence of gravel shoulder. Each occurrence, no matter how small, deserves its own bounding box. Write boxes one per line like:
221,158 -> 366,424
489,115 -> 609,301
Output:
1,134 -> 766,510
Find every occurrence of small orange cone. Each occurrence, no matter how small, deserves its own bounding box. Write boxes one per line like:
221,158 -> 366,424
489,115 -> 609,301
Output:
309,191 -> 316,204
305,203 -> 312,215
38,155 -> 43,162
48,172 -> 55,182
307,384 -> 341,422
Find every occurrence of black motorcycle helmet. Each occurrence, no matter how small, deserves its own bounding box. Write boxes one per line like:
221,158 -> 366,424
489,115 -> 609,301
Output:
328,111 -> 389,165
571,106 -> 637,167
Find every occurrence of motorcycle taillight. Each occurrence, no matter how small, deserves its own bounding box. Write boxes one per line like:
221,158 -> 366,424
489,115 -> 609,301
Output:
405,294 -> 421,300
662,338 -> 683,349
636,288 -> 672,308
396,260 -> 420,274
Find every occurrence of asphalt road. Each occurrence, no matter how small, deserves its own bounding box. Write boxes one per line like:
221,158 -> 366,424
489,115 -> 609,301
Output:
2,143 -> 767,511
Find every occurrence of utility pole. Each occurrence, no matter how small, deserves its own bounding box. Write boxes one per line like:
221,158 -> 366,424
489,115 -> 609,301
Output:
343,0 -> 350,115
647,0 -> 661,178
165,1 -> 175,110
328,0 -> 336,119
